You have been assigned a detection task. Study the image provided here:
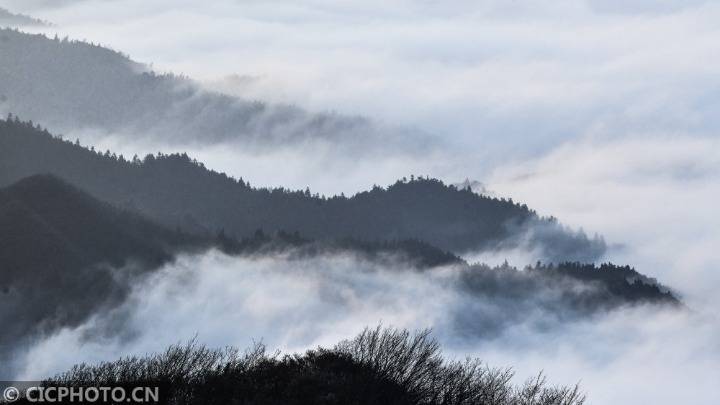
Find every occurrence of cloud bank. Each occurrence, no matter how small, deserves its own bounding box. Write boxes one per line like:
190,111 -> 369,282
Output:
9,250 -> 716,404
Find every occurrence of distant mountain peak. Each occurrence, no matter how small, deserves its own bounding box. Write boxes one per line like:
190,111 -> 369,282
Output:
453,178 -> 495,197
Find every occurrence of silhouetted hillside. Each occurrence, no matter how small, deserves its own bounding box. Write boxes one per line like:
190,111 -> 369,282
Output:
0,28 -> 413,151
0,174 -> 205,371
0,117 -> 606,260
26,328 -> 586,405
0,174 -> 200,270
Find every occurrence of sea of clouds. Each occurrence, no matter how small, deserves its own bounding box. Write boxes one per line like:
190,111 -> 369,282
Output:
3,0 -> 720,403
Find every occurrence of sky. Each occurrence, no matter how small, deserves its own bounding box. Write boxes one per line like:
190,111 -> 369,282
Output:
3,1 -> 720,403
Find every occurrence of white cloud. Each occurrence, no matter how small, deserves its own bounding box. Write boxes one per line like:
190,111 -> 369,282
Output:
15,250 -> 720,404
472,305 -> 720,405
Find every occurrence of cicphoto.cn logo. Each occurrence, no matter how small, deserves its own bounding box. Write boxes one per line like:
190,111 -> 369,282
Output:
2,384 -> 161,404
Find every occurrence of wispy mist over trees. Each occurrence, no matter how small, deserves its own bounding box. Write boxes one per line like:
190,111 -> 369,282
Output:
0,171 -> 674,379
221,230 -> 676,312
0,117 -> 606,261
0,28 -> 421,152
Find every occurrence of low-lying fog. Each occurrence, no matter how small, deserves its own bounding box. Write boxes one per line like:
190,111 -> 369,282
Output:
11,250 -> 719,404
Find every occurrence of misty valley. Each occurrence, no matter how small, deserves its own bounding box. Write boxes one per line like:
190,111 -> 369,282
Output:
0,117 -> 679,404
0,3 -> 717,404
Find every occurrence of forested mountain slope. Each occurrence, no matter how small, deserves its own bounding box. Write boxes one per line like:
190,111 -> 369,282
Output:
0,174 -> 199,273
0,28 -> 411,150
0,174 -> 207,370
0,118 -> 606,260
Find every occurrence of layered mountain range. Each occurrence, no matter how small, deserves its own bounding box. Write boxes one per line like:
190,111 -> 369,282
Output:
0,117 -> 679,375
0,170 -> 678,373
0,117 -> 606,260
0,10 -> 685,398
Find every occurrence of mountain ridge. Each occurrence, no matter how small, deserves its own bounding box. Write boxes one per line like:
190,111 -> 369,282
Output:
0,116 -> 606,261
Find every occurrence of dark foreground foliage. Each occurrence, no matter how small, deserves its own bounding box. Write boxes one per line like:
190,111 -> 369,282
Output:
30,327 -> 585,405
